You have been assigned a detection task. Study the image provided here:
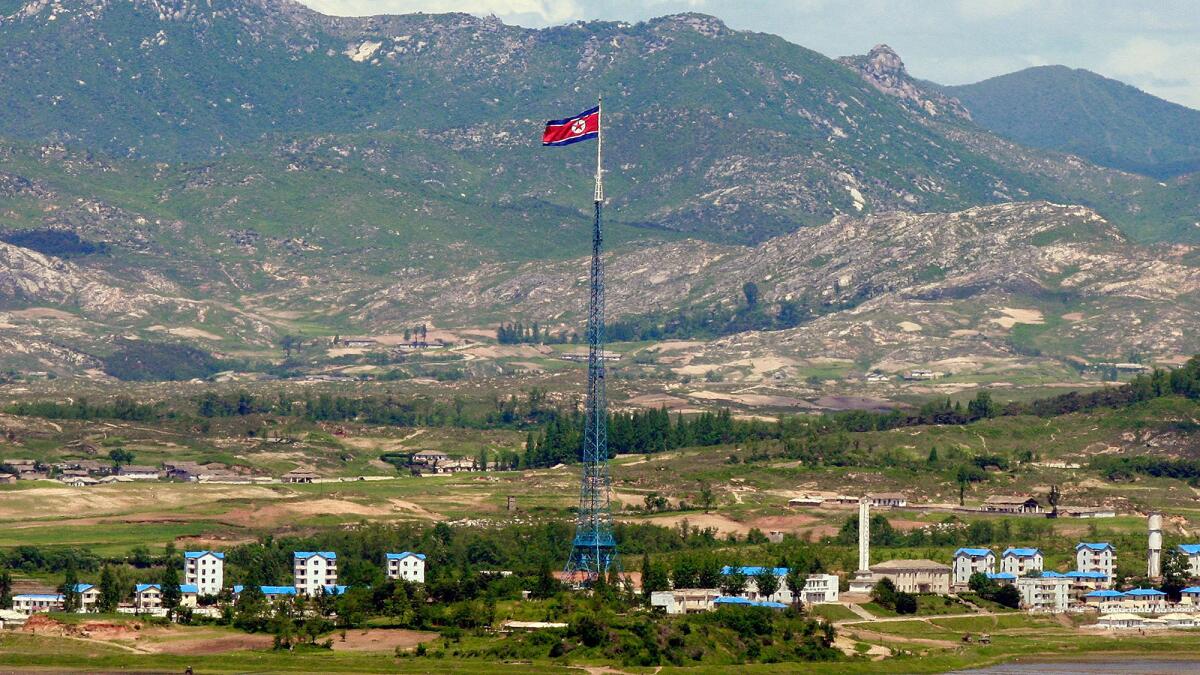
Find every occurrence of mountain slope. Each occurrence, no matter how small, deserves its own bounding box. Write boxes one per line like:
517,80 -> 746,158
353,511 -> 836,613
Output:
944,66 -> 1200,179
0,1 -> 1194,247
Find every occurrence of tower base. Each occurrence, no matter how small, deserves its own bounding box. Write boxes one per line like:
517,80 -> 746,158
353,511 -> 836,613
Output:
848,571 -> 878,594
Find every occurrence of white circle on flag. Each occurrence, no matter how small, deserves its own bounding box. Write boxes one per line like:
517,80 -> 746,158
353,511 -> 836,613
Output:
570,119 -> 587,135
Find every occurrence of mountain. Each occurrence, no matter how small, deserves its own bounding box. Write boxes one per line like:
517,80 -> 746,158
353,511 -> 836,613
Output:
1,1 -> 1199,377
944,66 -> 1200,180
0,0 -> 1193,248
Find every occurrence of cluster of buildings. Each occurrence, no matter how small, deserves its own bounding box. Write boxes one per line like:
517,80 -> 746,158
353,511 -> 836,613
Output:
9,550 -> 428,616
407,449 -> 479,475
786,491 -> 1116,520
651,567 -> 840,615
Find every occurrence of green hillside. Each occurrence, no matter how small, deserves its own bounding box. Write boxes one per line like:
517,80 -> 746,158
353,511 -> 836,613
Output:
946,65 -> 1200,179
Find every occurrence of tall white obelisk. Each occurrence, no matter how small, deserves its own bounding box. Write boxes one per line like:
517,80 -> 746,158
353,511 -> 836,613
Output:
849,496 -> 877,593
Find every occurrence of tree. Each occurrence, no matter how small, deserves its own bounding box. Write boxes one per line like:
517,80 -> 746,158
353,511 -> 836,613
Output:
785,568 -> 808,609
870,577 -> 897,609
108,448 -> 135,467
721,567 -> 747,596
967,572 -> 997,597
61,565 -> 80,612
698,480 -> 715,513
532,558 -> 559,599
894,591 -> 918,614
742,282 -> 760,309
753,568 -> 780,601
475,447 -> 488,472
641,553 -> 669,598
1047,484 -> 1061,518
280,334 -> 301,358
0,569 -> 11,609
927,447 -> 939,464
98,566 -> 121,613
967,391 -> 998,419
993,584 -> 1021,609
1163,548 -> 1190,602
160,565 -> 182,617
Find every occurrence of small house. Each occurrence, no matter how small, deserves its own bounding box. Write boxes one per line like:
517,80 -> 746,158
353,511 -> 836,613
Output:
117,465 -> 161,480
952,548 -> 995,586
982,495 -> 1041,514
385,552 -> 426,584
1000,548 -> 1043,576
12,593 -> 63,614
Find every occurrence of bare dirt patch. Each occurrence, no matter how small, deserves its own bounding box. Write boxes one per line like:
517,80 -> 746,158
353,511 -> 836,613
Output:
624,393 -> 691,410
148,633 -> 273,654
1062,312 -> 1085,321
992,307 -> 1045,329
626,512 -> 751,536
689,390 -> 812,408
813,396 -> 895,412
898,321 -> 922,332
330,628 -> 439,652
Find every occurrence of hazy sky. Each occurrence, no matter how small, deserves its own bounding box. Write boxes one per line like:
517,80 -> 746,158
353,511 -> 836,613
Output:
298,0 -> 1200,109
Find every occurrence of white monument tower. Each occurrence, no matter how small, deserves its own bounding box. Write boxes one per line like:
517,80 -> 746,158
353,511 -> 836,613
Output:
1148,512 -> 1163,579
849,496 -> 877,593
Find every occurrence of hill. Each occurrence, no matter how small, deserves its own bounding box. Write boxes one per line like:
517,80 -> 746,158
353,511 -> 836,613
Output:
944,65 -> 1200,179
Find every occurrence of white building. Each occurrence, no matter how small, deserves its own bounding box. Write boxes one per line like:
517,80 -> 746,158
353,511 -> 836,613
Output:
952,548 -> 996,586
1016,573 -> 1071,612
650,589 -> 722,614
184,551 -> 225,597
386,552 -> 427,583
1000,548 -> 1043,576
72,583 -> 100,612
1075,542 -> 1115,580
12,593 -> 63,614
293,551 -> 338,595
719,567 -> 840,604
1179,544 -> 1200,577
797,574 -> 841,604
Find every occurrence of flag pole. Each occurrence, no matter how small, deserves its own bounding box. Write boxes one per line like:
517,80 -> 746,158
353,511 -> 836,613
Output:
594,94 -> 604,203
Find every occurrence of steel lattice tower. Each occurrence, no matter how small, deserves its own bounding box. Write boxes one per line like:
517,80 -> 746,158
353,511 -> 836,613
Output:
565,96 -> 619,583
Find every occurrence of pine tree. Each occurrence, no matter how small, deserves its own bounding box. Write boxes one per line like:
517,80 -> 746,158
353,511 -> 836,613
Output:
161,565 -> 182,615
98,566 -> 121,613
0,569 -> 11,610
61,565 -> 80,612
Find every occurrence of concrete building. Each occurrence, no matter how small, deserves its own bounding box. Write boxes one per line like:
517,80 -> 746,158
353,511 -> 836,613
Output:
1084,589 -> 1128,613
385,552 -> 426,584
1097,613 -> 1144,629
12,593 -> 63,614
1065,570 -> 1109,590
1000,548 -> 1043,576
1123,588 -> 1168,613
134,584 -> 162,611
982,495 -> 1041,514
650,589 -> 722,614
797,574 -> 841,605
116,464 -> 161,480
1076,543 -> 1116,580
987,572 -> 1016,585
1182,586 -> 1200,605
184,551 -> 225,597
868,559 -> 951,595
73,583 -> 100,612
293,551 -> 337,595
867,492 -> 907,508
1179,544 -> 1200,577
952,548 -> 996,586
1016,573 -> 1071,612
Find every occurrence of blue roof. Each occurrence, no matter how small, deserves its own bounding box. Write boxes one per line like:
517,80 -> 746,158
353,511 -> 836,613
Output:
955,547 -> 993,557
720,566 -> 788,576
1182,587 -> 1200,594
1076,542 -> 1113,551
1086,590 -> 1126,598
1179,544 -> 1200,555
1066,570 -> 1108,580
1002,547 -> 1041,558
232,585 -> 297,595
294,551 -> 337,560
386,552 -> 426,561
184,551 -> 225,559
135,584 -> 160,592
987,572 -> 1016,580
1126,588 -> 1166,597
1040,571 -> 1066,578
17,593 -> 63,600
323,585 -> 349,595
72,583 -> 94,592
180,584 -> 198,594
713,596 -> 785,609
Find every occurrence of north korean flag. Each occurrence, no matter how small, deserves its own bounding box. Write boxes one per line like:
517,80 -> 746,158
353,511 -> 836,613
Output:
542,106 -> 599,146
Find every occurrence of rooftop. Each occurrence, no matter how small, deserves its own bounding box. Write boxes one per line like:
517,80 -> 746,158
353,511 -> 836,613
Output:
1002,547 -> 1041,557
386,552 -> 427,561
295,551 -> 337,560
1076,542 -> 1114,551
984,495 -> 1037,504
955,547 -> 993,557
721,566 -> 788,576
1179,544 -> 1200,555
184,550 -> 225,559
871,559 -> 950,572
